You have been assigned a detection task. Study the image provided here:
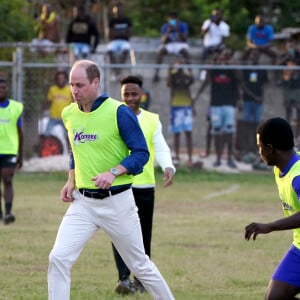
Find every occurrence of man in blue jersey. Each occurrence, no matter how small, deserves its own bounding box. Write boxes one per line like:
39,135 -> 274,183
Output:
0,78 -> 23,225
245,117 -> 300,300
47,60 -> 175,300
111,75 -> 176,295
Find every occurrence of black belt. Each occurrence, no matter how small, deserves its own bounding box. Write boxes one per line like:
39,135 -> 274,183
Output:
79,185 -> 130,200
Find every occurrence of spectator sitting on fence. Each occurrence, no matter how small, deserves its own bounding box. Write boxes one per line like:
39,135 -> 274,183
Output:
107,2 -> 133,81
153,11 -> 190,83
242,14 -> 277,65
32,3 -> 61,55
277,39 -> 300,67
275,39 -> 300,86
201,8 -> 230,63
66,5 -> 99,61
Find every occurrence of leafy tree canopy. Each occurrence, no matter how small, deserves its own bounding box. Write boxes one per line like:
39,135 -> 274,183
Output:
2,0 -> 300,50
0,0 -> 35,42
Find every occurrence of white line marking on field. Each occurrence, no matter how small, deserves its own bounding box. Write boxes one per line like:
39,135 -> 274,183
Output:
203,184 -> 240,200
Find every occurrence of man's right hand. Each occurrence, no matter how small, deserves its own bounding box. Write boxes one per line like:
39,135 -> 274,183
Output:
60,182 -> 74,202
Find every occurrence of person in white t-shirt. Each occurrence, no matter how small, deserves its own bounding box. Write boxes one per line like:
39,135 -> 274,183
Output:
201,8 -> 230,62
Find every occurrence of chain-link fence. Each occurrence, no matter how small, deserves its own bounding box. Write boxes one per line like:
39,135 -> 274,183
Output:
0,42 -> 299,163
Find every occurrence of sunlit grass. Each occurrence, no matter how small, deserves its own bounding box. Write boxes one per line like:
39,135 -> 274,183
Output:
0,169 -> 292,299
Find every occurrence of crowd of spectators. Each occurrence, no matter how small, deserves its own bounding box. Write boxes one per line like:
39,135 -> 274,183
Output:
31,3 -> 300,71
29,2 -> 300,169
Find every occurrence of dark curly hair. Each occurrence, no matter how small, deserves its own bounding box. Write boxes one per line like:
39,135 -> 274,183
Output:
120,75 -> 143,88
256,117 -> 294,151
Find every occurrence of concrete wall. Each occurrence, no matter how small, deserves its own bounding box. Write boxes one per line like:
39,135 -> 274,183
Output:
99,46 -> 286,156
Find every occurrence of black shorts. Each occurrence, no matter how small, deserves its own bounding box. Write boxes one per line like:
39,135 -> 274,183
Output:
0,155 -> 18,168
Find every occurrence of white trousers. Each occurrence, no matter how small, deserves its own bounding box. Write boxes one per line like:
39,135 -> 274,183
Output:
48,189 -> 175,300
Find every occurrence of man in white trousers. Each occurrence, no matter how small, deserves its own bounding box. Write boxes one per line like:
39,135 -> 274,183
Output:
47,59 -> 175,300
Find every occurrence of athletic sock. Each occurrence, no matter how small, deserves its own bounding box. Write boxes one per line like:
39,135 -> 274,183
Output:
5,202 -> 12,215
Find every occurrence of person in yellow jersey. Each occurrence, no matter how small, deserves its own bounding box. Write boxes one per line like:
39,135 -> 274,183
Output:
245,117 -> 300,299
111,75 -> 176,295
47,60 -> 175,300
43,70 -> 72,137
0,78 -> 23,224
167,57 -> 194,166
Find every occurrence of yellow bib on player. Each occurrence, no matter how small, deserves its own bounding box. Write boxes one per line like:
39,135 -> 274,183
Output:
0,100 -> 23,155
62,98 -> 133,189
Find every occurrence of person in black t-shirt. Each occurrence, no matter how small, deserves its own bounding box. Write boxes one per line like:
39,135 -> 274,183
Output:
66,5 -> 99,60
240,50 -> 268,124
235,50 -> 268,163
194,48 -> 239,168
107,2 -> 133,80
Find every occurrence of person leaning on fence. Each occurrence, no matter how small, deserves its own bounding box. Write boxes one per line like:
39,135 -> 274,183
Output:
194,48 -> 239,169
0,78 -> 23,225
245,117 -> 300,300
153,11 -> 190,82
167,58 -> 194,166
236,49 -> 268,159
42,70 -> 72,137
47,59 -> 175,300
66,4 -> 99,60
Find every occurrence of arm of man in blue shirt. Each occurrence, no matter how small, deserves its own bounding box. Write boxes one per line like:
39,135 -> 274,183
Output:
65,96 -> 149,198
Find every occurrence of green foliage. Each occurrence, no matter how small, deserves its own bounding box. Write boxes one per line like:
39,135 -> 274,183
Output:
0,0 -> 35,42
2,0 -> 300,51
125,0 -> 300,50
275,2 -> 300,30
125,0 -> 251,50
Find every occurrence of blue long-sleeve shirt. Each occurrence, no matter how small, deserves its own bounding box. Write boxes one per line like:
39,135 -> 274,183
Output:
69,95 -> 149,176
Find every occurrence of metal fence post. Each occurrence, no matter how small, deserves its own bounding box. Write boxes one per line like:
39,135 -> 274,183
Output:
12,47 -> 23,103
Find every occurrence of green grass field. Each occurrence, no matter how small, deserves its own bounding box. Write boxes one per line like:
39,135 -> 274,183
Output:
0,168 -> 293,300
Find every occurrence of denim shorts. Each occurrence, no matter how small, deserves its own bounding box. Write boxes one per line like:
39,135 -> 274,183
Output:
169,106 -> 193,133
242,100 -> 263,123
72,43 -> 91,57
107,40 -> 131,53
210,105 -> 236,134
